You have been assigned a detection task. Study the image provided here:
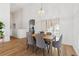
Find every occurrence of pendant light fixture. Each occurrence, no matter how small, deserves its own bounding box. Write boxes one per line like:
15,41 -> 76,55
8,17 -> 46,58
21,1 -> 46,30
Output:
38,3 -> 45,16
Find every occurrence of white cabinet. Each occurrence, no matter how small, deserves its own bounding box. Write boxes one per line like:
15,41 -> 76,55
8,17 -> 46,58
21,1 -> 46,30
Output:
17,29 -> 26,38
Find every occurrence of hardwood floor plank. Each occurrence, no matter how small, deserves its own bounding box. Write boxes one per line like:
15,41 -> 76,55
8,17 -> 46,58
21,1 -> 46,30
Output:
0,38 -> 77,56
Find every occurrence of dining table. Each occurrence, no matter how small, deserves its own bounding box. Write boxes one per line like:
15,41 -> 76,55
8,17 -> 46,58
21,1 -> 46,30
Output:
32,33 -> 56,56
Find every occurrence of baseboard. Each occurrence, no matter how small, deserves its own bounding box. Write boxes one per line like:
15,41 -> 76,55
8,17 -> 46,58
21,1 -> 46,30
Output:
10,36 -> 26,39
73,45 -> 79,56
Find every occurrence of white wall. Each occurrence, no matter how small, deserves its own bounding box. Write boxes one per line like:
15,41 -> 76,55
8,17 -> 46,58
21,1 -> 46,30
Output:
59,4 -> 73,45
73,4 -> 79,55
10,8 -> 27,38
11,9 -> 23,29
0,4 -> 10,42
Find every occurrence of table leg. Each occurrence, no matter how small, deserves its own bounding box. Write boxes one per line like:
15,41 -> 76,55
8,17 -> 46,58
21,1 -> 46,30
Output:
49,41 -> 53,56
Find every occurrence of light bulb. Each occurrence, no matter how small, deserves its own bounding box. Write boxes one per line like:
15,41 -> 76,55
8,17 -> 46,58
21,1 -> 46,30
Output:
38,8 -> 44,16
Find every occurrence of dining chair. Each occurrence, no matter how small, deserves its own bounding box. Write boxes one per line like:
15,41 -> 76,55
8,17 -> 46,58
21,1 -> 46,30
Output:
46,32 -> 52,35
40,31 -> 44,34
26,32 -> 36,51
35,33 -> 49,55
52,34 -> 62,56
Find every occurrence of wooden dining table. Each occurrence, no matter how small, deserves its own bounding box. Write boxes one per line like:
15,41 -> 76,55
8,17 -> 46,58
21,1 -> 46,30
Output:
32,33 -> 56,55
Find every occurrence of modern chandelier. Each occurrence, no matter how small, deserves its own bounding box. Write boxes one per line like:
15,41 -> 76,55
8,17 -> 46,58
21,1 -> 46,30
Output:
38,3 -> 45,16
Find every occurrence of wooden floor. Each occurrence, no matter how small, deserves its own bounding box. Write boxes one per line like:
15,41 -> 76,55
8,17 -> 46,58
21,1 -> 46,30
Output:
0,37 -> 77,56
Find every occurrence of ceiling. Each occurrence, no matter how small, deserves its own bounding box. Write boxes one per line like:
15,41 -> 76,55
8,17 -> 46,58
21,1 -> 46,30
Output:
10,3 -> 54,13
10,3 -> 45,13
10,3 -> 27,13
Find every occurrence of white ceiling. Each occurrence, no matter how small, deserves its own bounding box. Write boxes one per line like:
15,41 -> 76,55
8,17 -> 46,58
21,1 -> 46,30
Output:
10,3 -> 27,13
10,3 -> 44,13
10,3 -> 58,13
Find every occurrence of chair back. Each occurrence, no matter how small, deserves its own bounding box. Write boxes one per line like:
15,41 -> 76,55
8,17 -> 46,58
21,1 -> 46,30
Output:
59,34 -> 62,45
35,33 -> 47,48
40,31 -> 44,34
46,32 -> 52,35
27,32 -> 35,45
52,34 -> 62,48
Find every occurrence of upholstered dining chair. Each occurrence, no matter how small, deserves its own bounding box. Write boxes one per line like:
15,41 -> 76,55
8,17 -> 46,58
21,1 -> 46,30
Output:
52,34 -> 62,56
40,31 -> 44,34
26,32 -> 36,51
35,33 -> 49,55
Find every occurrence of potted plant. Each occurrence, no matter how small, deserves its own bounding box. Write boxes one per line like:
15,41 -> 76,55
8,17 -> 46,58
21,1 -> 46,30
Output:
0,31 -> 4,39
0,21 -> 4,43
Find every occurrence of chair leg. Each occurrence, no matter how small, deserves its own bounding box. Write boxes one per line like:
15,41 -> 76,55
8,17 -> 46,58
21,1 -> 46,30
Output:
26,44 -> 29,50
26,39 -> 28,49
35,47 -> 39,55
48,48 -> 49,54
32,46 -> 35,53
46,47 -> 49,56
43,49 -> 45,56
35,47 -> 38,54
47,46 -> 49,54
57,48 -> 60,56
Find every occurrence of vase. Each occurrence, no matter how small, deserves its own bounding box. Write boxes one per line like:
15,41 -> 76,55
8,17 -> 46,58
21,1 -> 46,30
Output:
0,38 -> 3,44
